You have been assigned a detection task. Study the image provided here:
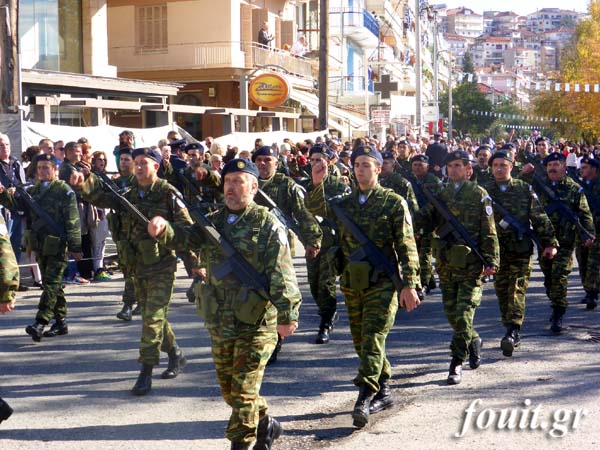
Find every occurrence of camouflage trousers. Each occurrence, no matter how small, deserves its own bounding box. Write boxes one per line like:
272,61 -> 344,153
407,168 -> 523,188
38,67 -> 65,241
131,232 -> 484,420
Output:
306,245 -> 338,319
340,280 -> 398,393
122,269 -> 136,308
575,239 -> 600,293
36,253 -> 68,324
417,234 -> 434,287
209,323 -> 277,443
539,246 -> 573,308
134,274 -> 177,366
438,268 -> 482,362
494,253 -> 532,327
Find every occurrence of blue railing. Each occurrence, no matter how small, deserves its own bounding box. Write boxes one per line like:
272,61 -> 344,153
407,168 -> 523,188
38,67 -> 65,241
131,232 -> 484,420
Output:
330,8 -> 380,39
362,10 -> 380,38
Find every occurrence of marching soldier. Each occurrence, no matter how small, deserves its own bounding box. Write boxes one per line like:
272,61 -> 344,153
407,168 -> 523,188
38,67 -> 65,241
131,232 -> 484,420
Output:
472,145 -> 493,186
534,153 -> 595,334
379,151 -> 418,216
414,150 -> 499,385
575,156 -> 600,310
307,145 -> 421,428
70,148 -> 196,395
0,154 -> 82,341
484,151 -> 558,356
147,158 -> 301,450
395,139 -> 414,172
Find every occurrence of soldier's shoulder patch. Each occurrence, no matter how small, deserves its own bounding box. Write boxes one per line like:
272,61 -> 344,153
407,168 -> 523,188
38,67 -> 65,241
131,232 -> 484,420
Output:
66,189 -> 75,196
292,183 -> 306,199
485,205 -> 493,216
175,196 -> 186,209
273,222 -> 289,247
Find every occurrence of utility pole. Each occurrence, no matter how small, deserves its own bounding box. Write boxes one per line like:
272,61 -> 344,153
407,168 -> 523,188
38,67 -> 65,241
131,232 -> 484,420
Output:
448,64 -> 453,140
414,0 -> 422,134
318,0 -> 328,131
0,1 -> 19,114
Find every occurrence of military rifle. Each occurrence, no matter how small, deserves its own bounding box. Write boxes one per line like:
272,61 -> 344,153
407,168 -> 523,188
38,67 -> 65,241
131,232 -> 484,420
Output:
395,163 -> 428,208
531,173 -> 595,242
566,173 -> 600,216
0,172 -> 66,240
327,195 -> 405,293
255,188 -> 305,246
488,195 -> 542,252
421,185 -> 493,268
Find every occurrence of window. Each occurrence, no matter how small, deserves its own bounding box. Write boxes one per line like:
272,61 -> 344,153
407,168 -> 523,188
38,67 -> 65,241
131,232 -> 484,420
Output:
136,5 -> 168,53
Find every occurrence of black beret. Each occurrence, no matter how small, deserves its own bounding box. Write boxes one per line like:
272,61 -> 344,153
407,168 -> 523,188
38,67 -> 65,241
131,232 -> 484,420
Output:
118,146 -> 133,157
381,151 -> 395,160
411,154 -> 429,164
339,150 -> 351,158
34,153 -> 58,165
132,147 -> 162,165
580,156 -> 600,169
351,145 -> 383,166
169,139 -> 187,151
184,143 -> 203,153
489,151 -> 514,165
500,142 -> 516,151
542,152 -> 566,165
252,145 -> 278,162
475,145 -> 492,156
444,150 -> 470,165
221,158 -> 259,179
309,143 -> 331,159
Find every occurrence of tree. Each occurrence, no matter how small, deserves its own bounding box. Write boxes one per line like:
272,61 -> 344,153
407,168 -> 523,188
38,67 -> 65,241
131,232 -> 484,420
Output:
0,0 -> 18,114
462,52 -> 475,75
440,81 -> 494,137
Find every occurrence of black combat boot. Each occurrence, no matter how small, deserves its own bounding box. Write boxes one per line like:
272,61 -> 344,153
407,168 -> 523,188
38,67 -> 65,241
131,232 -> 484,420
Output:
116,304 -> 132,321
447,357 -> 462,385
586,291 -> 598,310
425,276 -> 436,294
231,443 -> 250,450
161,346 -> 187,379
0,398 -> 13,424
369,380 -> 393,414
468,337 -> 482,369
254,414 -> 283,450
42,319 -> 68,338
580,292 -> 590,304
25,321 -> 45,342
315,311 -> 338,344
132,303 -> 141,316
549,306 -> 566,334
131,364 -> 153,396
501,325 -> 520,357
267,335 -> 283,365
352,384 -> 376,428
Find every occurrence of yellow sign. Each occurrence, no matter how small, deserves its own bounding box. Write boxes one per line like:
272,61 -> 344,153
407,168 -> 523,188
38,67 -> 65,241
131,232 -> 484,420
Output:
249,73 -> 290,108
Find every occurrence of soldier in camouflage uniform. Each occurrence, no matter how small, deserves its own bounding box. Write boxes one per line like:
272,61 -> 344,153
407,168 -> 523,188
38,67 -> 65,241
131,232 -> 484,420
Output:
252,145 -> 322,362
472,145 -> 493,186
535,152 -> 595,334
395,139 -> 413,172
519,136 -> 551,181
379,151 -> 419,215
414,150 -> 499,385
0,213 -> 19,424
71,148 -> 196,395
110,147 -> 138,321
575,156 -> 600,309
302,144 -> 351,344
147,158 -> 301,450
484,151 -> 558,357
307,145 -> 421,428
0,154 -> 82,341
410,155 -> 442,293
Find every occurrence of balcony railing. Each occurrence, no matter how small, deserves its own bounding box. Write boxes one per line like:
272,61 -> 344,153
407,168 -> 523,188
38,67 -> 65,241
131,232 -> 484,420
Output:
330,8 -> 380,40
109,41 -> 313,79
329,75 -> 374,97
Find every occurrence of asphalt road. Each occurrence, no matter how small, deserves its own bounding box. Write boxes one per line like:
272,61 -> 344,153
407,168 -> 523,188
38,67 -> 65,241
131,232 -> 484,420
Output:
1,253 -> 599,450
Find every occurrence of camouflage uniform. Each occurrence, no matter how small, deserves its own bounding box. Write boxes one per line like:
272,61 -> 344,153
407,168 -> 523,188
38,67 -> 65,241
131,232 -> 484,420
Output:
485,179 -> 558,328
535,177 -> 595,309
574,175 -> 600,299
78,174 -> 195,366
0,214 -> 20,305
379,172 -> 419,216
415,180 -> 499,362
156,201 -> 301,444
472,166 -> 493,186
306,183 -> 420,393
0,180 -> 81,324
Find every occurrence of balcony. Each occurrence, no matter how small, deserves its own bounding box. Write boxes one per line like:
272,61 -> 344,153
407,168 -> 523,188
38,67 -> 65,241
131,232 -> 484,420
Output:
109,41 -> 313,79
329,75 -> 374,97
329,8 -> 380,49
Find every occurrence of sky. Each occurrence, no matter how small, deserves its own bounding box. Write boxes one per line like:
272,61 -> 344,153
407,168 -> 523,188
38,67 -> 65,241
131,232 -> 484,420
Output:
441,0 -> 590,16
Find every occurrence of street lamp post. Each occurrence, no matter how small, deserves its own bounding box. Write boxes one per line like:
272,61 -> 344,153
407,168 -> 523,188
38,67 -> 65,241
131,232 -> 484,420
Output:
414,0 -> 422,134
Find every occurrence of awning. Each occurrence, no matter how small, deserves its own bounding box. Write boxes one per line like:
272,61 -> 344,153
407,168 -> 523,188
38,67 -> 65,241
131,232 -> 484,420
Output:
290,89 -> 366,132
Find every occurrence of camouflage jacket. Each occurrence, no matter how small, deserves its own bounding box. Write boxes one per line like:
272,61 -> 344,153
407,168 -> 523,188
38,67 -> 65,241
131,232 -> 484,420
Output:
157,201 -> 302,328
412,172 -> 442,209
534,176 -> 595,249
106,173 -> 135,242
379,172 -> 419,216
306,183 -> 421,289
0,179 -> 82,254
395,157 -> 412,173
77,174 -> 195,275
414,180 -> 499,274
472,166 -> 493,186
484,178 -> 558,255
0,214 -> 19,303
257,173 -> 322,248
580,176 -> 600,231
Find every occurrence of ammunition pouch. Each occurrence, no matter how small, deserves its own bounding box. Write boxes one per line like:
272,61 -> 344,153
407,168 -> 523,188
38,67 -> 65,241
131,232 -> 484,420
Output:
447,244 -> 476,269
195,282 -> 218,322
116,240 -> 136,267
138,239 -> 161,265
232,288 -> 268,325
431,237 -> 448,261
342,261 -> 372,291
42,235 -> 63,257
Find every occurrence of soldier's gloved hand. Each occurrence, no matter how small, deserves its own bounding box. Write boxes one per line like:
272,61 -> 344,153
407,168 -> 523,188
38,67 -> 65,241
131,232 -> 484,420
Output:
70,172 -> 85,186
305,245 -> 320,259
542,246 -> 558,259
399,287 -> 420,312
147,216 -> 168,238
277,322 -> 298,338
